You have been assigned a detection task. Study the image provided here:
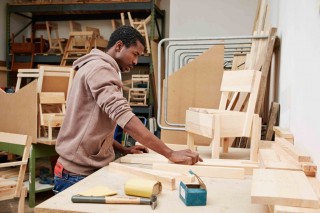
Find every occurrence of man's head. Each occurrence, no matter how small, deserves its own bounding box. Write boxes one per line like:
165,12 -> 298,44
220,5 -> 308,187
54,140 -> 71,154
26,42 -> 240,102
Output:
106,25 -> 145,72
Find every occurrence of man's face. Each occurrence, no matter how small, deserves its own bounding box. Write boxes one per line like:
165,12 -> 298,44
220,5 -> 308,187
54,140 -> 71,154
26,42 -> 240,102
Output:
115,40 -> 145,72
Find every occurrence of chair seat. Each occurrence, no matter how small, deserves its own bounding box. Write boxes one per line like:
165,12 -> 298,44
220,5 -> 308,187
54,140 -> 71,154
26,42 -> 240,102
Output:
186,109 -> 247,138
42,114 -> 64,127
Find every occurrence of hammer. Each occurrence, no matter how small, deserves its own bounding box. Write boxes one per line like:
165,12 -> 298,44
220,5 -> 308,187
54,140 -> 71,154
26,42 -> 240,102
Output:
71,194 -> 157,210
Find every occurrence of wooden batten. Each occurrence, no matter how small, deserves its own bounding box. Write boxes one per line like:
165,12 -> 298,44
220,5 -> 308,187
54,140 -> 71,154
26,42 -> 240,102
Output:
251,169 -> 320,208
153,163 -> 245,179
109,162 -> 177,190
275,137 -> 312,162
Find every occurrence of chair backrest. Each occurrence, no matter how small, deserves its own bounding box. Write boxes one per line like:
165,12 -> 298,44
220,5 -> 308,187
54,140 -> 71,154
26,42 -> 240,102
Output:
39,65 -> 75,100
69,21 -> 82,32
46,21 -> 64,53
39,92 -> 66,125
0,132 -> 32,198
15,68 -> 41,92
219,70 -> 261,136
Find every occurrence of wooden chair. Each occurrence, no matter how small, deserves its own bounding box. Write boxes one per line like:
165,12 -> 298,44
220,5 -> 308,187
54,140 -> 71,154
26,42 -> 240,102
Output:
39,65 -> 75,99
127,12 -> 151,54
85,26 -> 108,50
39,92 -> 66,141
10,34 -> 35,72
0,132 -> 32,213
185,70 -> 262,161
61,21 -> 95,66
45,21 -> 66,54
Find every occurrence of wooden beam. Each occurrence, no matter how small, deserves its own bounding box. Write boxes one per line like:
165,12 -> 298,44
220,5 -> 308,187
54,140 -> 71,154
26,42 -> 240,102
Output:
251,169 -> 319,208
265,102 -> 280,141
153,163 -> 245,179
275,137 -> 312,162
109,162 -> 195,190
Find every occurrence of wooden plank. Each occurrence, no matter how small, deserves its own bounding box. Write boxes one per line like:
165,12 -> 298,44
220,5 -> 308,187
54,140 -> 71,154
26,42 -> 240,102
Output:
272,143 -> 316,177
153,163 -> 245,179
273,126 -> 294,139
119,153 -> 169,164
275,137 -> 312,162
265,102 -> 280,140
273,177 -> 320,212
251,169 -> 319,208
109,162 -> 181,190
160,45 -> 224,145
197,159 -> 259,175
259,148 -> 301,171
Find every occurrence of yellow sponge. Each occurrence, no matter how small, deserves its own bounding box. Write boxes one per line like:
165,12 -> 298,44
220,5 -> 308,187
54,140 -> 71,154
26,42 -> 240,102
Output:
125,178 -> 162,198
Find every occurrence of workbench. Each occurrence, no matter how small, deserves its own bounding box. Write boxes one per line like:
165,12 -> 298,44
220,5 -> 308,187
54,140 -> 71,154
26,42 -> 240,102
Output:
34,162 -> 268,213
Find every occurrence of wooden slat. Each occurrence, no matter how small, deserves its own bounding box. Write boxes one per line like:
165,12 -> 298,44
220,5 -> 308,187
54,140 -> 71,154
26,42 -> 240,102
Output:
273,126 -> 294,139
0,132 -> 29,146
275,137 -> 312,162
220,70 -> 256,92
153,163 -> 245,179
0,161 -> 28,168
251,169 -> 320,208
109,162 -> 177,190
119,153 -> 169,164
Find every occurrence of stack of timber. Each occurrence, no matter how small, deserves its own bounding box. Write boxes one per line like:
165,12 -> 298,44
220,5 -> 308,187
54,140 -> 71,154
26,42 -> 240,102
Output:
259,128 -> 317,177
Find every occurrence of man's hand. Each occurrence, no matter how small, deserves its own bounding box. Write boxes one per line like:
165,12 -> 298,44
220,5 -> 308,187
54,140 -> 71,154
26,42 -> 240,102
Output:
167,149 -> 203,165
124,145 -> 149,155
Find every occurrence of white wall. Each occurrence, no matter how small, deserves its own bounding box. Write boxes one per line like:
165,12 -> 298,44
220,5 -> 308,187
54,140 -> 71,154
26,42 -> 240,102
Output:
270,0 -> 320,177
169,0 -> 258,37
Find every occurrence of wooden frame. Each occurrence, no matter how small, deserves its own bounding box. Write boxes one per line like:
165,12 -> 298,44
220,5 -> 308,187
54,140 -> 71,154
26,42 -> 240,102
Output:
0,132 -> 32,213
46,21 -> 66,54
39,92 -> 66,140
127,12 -> 151,54
185,70 -> 262,161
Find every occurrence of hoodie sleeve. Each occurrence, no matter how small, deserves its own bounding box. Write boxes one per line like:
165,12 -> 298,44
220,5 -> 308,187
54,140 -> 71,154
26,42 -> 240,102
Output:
85,61 -> 134,128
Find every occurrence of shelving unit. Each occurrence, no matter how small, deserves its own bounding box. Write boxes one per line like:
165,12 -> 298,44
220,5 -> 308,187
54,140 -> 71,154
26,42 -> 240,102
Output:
5,0 -> 165,79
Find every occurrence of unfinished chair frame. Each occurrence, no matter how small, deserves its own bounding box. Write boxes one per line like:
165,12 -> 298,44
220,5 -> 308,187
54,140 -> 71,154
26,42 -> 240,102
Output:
39,92 -> 66,141
0,132 -> 32,213
185,70 -> 262,161
45,21 -> 66,54
127,12 -> 151,54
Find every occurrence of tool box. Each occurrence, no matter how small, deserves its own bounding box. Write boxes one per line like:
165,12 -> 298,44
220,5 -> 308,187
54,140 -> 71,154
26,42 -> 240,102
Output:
179,170 -> 207,206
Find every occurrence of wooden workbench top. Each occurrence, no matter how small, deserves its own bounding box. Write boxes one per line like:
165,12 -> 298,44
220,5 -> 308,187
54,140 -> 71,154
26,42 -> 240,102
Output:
34,164 -> 268,213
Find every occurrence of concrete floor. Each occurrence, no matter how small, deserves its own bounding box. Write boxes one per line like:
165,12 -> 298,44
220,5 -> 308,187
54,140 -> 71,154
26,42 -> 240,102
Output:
0,190 -> 54,213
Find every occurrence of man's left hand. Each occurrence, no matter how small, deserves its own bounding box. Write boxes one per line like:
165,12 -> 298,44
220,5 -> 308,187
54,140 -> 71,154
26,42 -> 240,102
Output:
125,145 -> 149,154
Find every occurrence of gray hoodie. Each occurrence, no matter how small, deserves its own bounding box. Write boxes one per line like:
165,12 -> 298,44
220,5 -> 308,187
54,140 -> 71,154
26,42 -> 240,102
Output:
55,49 -> 134,175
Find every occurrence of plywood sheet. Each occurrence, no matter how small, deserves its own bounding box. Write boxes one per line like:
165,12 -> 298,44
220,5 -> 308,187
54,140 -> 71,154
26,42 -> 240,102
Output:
160,45 -> 224,145
0,80 -> 37,143
251,169 -> 320,208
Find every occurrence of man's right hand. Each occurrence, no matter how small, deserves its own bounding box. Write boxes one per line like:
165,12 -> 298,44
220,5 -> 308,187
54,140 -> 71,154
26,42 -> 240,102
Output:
167,149 -> 203,165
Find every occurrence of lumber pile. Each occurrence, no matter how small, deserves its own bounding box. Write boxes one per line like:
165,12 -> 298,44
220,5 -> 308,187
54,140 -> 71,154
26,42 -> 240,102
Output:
259,128 -> 317,177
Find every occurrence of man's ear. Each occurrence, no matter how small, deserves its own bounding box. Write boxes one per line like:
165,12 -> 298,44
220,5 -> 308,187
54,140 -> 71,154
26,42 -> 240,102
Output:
115,40 -> 124,52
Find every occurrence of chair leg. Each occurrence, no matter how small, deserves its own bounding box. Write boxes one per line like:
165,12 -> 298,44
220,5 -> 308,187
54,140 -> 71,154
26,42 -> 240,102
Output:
17,187 -> 27,213
222,138 -> 229,153
187,132 -> 195,151
250,114 -> 261,162
212,115 -> 220,159
48,125 -> 53,141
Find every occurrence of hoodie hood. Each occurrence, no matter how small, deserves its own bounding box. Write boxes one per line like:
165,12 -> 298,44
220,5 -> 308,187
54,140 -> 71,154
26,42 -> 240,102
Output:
72,48 -> 120,73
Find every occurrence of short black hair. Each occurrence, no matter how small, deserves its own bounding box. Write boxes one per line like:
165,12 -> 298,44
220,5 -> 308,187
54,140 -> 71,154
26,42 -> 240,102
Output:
106,25 -> 146,50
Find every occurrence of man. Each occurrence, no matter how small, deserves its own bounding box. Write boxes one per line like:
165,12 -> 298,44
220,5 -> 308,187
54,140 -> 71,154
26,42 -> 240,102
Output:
53,26 -> 202,193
